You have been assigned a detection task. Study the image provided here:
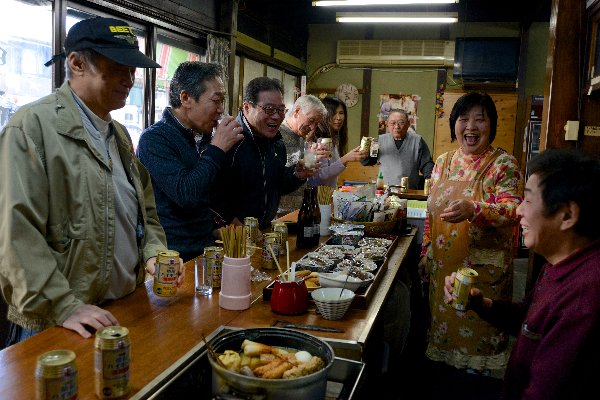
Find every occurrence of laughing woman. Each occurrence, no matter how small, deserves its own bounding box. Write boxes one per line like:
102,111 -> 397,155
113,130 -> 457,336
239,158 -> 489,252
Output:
418,92 -> 524,386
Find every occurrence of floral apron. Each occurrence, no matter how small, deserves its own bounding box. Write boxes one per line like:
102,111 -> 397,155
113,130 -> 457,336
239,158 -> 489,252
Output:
425,148 -> 513,370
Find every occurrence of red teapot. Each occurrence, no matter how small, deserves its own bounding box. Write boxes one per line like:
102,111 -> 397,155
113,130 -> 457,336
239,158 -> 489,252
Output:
270,279 -> 309,315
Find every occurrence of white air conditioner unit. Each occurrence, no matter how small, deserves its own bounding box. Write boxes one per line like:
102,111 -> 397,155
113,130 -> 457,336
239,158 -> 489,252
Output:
336,40 -> 455,67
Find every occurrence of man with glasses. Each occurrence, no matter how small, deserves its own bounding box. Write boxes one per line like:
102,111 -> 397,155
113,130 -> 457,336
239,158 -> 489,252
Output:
0,17 -> 181,344
137,62 -> 243,261
277,95 -> 327,217
363,109 -> 433,190
211,77 -> 315,230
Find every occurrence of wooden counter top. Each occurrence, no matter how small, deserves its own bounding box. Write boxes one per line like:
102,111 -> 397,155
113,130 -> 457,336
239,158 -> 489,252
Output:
0,228 -> 417,399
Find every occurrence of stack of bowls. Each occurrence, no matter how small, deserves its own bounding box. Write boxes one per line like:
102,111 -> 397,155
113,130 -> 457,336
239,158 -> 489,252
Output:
311,288 -> 355,320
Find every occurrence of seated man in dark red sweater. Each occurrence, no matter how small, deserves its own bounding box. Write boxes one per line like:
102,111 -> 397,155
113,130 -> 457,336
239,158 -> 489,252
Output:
444,149 -> 600,400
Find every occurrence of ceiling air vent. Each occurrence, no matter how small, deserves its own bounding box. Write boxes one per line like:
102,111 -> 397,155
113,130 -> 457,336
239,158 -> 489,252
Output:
337,40 -> 455,67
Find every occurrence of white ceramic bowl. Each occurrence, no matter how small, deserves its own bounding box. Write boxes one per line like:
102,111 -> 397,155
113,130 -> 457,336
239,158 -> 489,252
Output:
318,272 -> 363,292
311,288 -> 355,320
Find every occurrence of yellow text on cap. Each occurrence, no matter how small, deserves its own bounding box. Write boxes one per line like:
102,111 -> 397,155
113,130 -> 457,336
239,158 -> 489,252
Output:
109,26 -> 133,34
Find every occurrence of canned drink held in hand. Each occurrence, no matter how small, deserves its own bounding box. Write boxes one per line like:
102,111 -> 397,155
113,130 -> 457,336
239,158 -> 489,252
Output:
369,138 -> 379,158
424,178 -> 431,195
360,136 -> 372,153
153,250 -> 180,297
451,267 -> 478,310
95,326 -> 131,399
36,349 -> 78,400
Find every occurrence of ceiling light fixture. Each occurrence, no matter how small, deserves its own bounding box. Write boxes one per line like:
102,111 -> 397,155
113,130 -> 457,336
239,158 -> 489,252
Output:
314,0 -> 458,6
336,12 -> 458,23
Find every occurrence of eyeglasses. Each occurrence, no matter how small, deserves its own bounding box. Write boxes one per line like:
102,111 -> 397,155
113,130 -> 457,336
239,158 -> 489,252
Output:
251,102 -> 287,116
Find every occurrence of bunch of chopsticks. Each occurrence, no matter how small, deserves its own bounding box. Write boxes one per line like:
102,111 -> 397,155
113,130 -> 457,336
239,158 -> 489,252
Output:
317,185 -> 334,205
219,225 -> 247,258
266,241 -> 293,282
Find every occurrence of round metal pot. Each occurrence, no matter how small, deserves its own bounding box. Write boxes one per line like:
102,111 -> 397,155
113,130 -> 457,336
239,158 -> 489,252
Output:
208,327 -> 334,400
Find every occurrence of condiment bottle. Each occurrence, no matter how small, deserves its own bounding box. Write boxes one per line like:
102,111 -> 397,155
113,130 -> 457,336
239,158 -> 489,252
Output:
376,170 -> 384,191
296,187 -> 314,249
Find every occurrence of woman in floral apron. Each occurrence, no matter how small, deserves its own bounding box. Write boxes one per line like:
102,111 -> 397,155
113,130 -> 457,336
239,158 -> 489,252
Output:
419,92 -> 523,373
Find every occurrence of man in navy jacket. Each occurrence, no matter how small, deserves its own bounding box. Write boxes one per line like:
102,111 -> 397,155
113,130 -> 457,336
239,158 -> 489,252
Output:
137,62 -> 243,261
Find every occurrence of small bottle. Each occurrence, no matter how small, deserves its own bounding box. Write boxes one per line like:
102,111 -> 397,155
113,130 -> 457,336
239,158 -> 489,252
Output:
376,170 -> 384,191
296,187 -> 314,249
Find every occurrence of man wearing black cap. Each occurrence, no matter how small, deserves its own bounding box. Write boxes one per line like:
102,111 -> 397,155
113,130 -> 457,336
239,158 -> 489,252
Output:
0,17 -> 180,345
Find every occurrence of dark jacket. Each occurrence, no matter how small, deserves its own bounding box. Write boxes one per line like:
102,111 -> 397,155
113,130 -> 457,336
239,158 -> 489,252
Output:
137,108 -> 225,261
211,112 -> 304,230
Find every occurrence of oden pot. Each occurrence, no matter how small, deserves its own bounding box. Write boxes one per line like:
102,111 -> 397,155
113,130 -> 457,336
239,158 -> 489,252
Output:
207,327 -> 334,399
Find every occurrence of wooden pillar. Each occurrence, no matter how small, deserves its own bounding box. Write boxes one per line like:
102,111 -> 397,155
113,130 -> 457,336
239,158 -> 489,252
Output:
539,0 -> 585,151
220,0 -> 239,116
360,27 -> 374,138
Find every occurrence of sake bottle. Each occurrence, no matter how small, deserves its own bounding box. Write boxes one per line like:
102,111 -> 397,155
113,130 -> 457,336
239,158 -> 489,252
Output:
296,187 -> 314,249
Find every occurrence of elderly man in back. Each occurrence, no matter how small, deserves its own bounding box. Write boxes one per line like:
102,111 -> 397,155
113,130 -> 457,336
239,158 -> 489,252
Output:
363,109 -> 433,189
0,17 -> 179,345
137,62 -> 243,261
211,77 -> 316,230
277,95 -> 327,216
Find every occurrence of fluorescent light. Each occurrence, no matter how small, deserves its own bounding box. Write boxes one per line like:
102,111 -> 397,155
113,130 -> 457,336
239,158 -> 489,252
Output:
314,0 -> 458,5
336,12 -> 458,23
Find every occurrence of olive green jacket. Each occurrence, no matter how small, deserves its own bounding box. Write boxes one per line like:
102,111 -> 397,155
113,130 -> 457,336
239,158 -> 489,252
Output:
0,82 -> 167,330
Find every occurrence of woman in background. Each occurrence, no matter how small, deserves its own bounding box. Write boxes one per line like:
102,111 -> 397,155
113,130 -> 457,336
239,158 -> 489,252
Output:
418,92 -> 524,398
309,96 -> 366,187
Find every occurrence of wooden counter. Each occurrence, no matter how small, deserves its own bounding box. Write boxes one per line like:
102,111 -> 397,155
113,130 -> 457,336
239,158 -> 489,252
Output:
0,228 -> 417,399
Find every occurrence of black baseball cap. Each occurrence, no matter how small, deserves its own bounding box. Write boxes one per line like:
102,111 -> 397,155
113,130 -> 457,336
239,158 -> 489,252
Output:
45,17 -> 161,68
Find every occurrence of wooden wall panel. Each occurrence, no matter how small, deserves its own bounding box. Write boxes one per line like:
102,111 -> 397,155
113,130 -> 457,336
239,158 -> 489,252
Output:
433,92 -> 518,160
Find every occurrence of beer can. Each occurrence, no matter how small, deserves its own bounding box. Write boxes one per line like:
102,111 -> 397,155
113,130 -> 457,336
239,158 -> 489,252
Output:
36,349 -> 78,400
95,326 -> 130,399
400,176 -> 409,193
272,222 -> 288,256
359,136 -> 372,153
424,178 -> 431,195
204,246 -> 224,288
318,137 -> 333,152
451,267 -> 478,310
153,250 -> 180,297
369,138 -> 379,158
244,217 -> 259,244
262,233 -> 280,270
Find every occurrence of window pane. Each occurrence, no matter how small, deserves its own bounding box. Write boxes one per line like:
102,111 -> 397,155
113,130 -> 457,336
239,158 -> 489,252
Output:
0,0 -> 52,130
154,33 -> 205,121
66,9 -> 149,150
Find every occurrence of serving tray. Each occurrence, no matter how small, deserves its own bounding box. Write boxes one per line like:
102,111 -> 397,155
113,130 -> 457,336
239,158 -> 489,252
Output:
263,233 -> 398,309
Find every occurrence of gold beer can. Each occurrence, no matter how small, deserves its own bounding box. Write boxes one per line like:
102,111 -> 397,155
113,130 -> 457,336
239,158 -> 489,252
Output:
400,176 -> 409,193
451,267 -> 478,311
204,246 -> 224,288
424,178 -> 431,195
36,349 -> 78,400
153,250 -> 180,297
244,217 -> 259,244
272,222 -> 288,256
94,326 -> 130,399
359,136 -> 372,153
262,233 -> 280,270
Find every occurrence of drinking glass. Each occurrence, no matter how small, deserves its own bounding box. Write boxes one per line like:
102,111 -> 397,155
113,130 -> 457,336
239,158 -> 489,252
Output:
195,256 -> 212,295
303,142 -> 317,169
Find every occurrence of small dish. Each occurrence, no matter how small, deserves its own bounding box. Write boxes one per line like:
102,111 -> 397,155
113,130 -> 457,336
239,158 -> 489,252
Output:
318,272 -> 363,292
